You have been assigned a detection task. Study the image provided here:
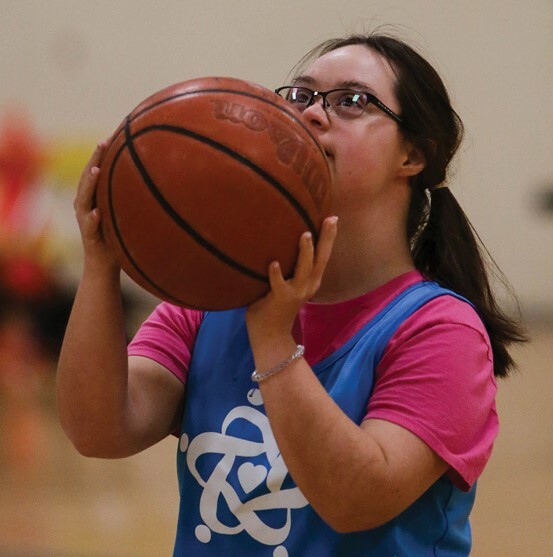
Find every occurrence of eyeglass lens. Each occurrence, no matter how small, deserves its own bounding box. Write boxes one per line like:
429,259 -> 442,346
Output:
281,87 -> 367,119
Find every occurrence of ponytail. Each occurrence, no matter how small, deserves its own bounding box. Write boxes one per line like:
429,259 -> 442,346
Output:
411,187 -> 527,378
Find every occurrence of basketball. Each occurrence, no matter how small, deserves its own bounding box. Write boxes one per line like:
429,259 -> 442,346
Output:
95,77 -> 331,310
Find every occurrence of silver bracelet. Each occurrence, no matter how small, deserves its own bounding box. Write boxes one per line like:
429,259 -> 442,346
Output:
251,345 -> 305,383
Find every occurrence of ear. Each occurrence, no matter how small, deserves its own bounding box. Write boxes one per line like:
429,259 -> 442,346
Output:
398,140 -> 426,178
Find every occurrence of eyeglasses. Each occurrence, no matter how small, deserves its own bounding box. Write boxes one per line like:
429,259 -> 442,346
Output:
275,86 -> 403,124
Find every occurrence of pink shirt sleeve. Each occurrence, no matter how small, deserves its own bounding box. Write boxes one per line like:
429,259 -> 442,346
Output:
127,303 -> 204,384
365,295 -> 498,491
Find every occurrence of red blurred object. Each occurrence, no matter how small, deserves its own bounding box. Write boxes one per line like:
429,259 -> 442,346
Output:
0,109 -> 53,300
0,110 -> 45,227
0,255 -> 51,299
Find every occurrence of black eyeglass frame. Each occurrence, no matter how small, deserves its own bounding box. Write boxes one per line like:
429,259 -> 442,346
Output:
275,86 -> 403,125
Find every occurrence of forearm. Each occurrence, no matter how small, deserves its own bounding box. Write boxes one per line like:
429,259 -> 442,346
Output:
252,335 -> 448,532
56,260 -> 130,456
251,337 -> 389,531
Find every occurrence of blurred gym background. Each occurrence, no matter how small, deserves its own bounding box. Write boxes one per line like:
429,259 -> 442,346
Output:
0,1 -> 551,555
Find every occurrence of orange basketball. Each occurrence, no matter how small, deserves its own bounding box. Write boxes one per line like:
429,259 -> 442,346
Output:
95,77 -> 331,310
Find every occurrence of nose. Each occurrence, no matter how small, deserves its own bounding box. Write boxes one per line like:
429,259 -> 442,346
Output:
301,96 -> 330,130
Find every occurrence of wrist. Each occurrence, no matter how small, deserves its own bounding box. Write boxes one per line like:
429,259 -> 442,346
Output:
251,344 -> 305,383
248,334 -> 299,375
247,325 -> 296,355
82,254 -> 121,283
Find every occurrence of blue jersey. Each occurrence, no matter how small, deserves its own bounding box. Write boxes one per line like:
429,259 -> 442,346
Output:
174,281 -> 476,556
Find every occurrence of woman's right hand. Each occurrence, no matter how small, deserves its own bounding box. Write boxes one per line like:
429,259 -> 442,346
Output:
73,141 -> 119,269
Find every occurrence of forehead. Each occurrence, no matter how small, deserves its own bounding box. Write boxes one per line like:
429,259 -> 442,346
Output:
298,44 -> 397,97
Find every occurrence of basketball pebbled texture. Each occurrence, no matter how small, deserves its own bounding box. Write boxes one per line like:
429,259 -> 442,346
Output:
95,77 -> 332,310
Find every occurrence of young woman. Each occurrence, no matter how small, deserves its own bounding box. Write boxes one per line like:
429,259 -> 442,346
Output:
57,33 -> 526,556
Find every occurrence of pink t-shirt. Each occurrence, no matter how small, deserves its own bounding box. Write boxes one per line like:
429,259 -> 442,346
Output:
128,271 -> 497,491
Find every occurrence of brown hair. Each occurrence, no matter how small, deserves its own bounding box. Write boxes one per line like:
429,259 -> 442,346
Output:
297,33 -> 527,377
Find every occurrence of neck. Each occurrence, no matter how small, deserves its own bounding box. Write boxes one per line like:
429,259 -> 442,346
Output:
312,189 -> 415,303
313,238 -> 415,303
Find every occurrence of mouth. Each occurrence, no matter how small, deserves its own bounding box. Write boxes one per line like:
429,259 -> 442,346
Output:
322,147 -> 333,160
324,151 -> 334,167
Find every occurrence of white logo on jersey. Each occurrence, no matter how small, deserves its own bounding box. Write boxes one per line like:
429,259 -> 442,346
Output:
179,388 -> 308,556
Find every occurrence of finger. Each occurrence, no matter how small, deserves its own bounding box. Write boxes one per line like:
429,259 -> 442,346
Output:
267,260 -> 286,291
81,142 -> 105,181
292,231 -> 314,283
99,137 -> 111,162
74,164 -> 100,213
74,143 -> 106,211
313,216 -> 338,277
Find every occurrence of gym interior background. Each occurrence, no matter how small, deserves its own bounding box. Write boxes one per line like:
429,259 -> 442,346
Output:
0,1 -> 551,555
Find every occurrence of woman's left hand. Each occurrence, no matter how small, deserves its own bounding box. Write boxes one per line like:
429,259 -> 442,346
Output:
245,216 -> 338,346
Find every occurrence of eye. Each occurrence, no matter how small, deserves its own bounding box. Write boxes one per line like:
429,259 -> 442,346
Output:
335,91 -> 366,110
289,87 -> 312,105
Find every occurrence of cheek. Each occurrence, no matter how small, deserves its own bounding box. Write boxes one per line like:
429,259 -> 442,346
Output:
329,143 -> 401,214
328,160 -> 373,214
335,130 -> 402,186
333,144 -> 385,190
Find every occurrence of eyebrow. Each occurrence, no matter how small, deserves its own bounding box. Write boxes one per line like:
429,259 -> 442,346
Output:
292,75 -> 316,86
292,75 -> 377,94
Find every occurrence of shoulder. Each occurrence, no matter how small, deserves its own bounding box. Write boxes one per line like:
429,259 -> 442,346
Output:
379,290 -> 494,388
417,290 -> 487,329
128,303 -> 205,383
389,289 -> 492,360
142,302 -> 205,331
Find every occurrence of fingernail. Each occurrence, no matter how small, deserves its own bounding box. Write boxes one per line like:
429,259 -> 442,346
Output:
328,216 -> 338,225
91,166 -> 100,175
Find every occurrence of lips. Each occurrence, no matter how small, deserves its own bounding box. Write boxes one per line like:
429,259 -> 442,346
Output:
320,144 -> 333,159
324,150 -> 334,165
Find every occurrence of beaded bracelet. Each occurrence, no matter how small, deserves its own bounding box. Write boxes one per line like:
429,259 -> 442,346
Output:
251,345 -> 305,383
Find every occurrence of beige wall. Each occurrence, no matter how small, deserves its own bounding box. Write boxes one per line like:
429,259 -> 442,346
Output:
1,0 -> 552,316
